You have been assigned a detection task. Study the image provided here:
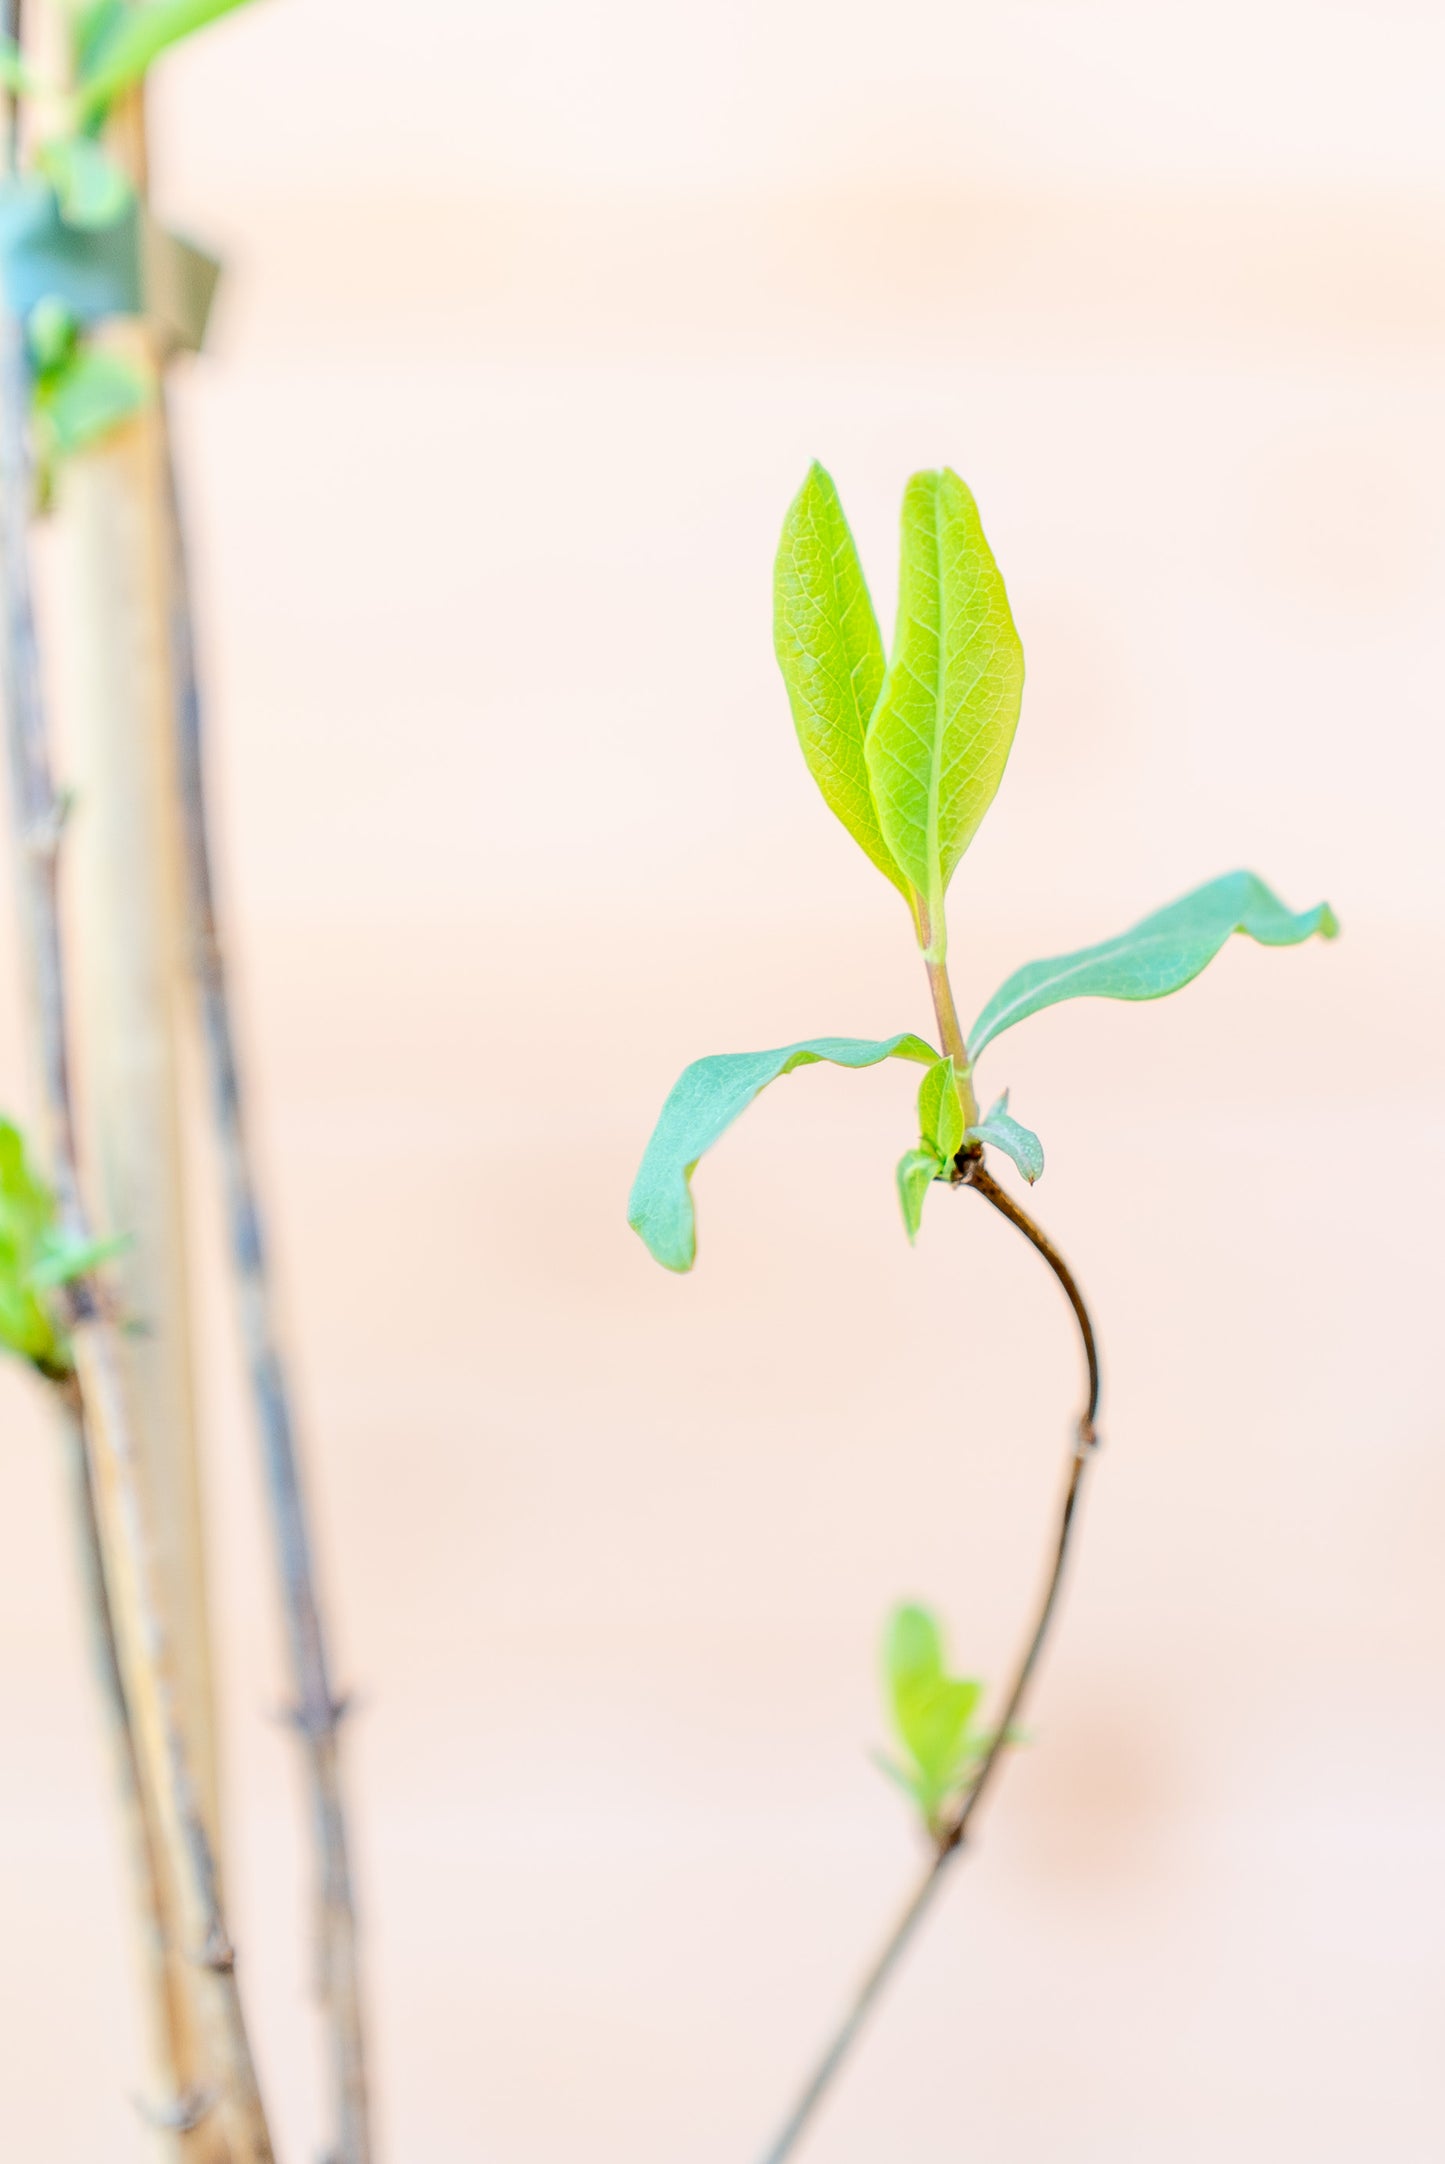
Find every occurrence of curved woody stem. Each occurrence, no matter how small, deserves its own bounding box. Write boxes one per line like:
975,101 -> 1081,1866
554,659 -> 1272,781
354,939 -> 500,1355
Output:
756,1156 -> 1102,2164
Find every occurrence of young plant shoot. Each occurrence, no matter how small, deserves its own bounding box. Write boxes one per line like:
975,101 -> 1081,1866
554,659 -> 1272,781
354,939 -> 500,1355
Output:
631,462 -> 1335,1271
628,461 -> 1336,2158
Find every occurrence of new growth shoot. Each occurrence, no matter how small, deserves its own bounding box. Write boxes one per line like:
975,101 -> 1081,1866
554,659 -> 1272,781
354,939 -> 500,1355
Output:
628,460 -> 1335,2157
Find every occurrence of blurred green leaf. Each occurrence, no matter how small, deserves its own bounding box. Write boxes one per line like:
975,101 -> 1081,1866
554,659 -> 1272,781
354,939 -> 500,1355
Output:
76,0 -> 256,123
36,134 -> 132,228
965,1090 -> 1044,1184
0,1117 -> 89,1372
26,294 -> 78,373
73,0 -> 128,70
881,1603 -> 989,1829
969,870 -> 1338,1059
865,469 -> 1024,954
34,341 -> 148,456
628,1033 -> 937,1272
774,462 -> 909,906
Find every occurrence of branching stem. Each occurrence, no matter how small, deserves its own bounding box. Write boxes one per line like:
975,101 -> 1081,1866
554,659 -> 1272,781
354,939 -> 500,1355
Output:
158,400 -> 372,2164
755,1158 -> 1102,2164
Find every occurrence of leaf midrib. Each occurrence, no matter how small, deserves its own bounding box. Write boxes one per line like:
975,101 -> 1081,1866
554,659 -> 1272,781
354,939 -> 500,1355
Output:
923,481 -> 947,932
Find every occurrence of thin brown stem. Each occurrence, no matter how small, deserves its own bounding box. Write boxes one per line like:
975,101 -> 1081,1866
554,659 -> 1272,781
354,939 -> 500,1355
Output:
0,278 -> 276,2162
755,1157 -> 1101,2164
158,398 -> 372,2164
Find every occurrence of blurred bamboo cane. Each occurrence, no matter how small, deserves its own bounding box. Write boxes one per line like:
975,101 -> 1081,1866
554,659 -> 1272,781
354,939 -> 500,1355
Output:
0,14 -> 214,2151
0,253 -> 274,2161
45,77 -> 229,2156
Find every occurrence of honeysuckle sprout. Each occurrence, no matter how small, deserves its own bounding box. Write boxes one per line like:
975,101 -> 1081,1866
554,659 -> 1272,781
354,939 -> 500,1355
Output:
627,462 -> 1335,2164
629,462 -> 1334,1271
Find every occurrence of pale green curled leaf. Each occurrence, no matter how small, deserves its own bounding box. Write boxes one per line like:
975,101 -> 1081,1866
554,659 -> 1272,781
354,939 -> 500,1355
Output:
774,462 -> 908,903
969,870 -> 1339,1060
76,0 -> 256,123
865,469 -> 1024,951
895,1146 -> 940,1244
964,1090 -> 1044,1185
880,1603 -> 989,1828
36,134 -> 132,229
34,343 -> 149,456
916,1054 -> 967,1163
629,1033 -> 937,1272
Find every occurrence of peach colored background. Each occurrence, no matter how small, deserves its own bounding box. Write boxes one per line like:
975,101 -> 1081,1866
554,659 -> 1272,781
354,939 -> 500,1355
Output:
2,1 -> 1443,2157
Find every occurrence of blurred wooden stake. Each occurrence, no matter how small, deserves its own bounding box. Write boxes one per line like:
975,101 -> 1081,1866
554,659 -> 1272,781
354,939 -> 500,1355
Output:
49,80 -> 227,2164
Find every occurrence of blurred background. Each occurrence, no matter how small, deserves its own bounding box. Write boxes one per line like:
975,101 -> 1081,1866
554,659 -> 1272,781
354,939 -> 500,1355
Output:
1,0 -> 1442,2156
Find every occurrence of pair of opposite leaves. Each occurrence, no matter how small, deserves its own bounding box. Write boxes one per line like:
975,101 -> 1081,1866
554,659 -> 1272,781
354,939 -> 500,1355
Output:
629,465 -> 1337,1272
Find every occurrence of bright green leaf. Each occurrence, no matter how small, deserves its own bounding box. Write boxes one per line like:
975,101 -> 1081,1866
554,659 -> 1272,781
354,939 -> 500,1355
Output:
774,462 -> 910,905
865,469 -> 1024,953
34,342 -> 149,456
895,1146 -> 940,1244
36,134 -> 132,229
628,1033 -> 937,1272
964,1090 -> 1044,1184
76,0 -> 256,123
969,870 -> 1339,1059
917,1055 -> 966,1163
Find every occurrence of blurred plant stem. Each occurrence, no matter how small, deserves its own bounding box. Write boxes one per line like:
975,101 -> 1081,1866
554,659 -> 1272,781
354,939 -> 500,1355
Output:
54,1378 -> 206,2135
160,390 -> 374,2164
0,231 -> 275,2163
0,15 -> 210,2151
49,62 -> 222,1851
756,1159 -> 1102,2164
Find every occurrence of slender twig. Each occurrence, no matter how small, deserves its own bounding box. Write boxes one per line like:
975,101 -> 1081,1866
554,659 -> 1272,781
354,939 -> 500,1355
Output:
0,276 -> 277,2164
756,1155 -> 1102,2164
158,399 -> 371,2164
